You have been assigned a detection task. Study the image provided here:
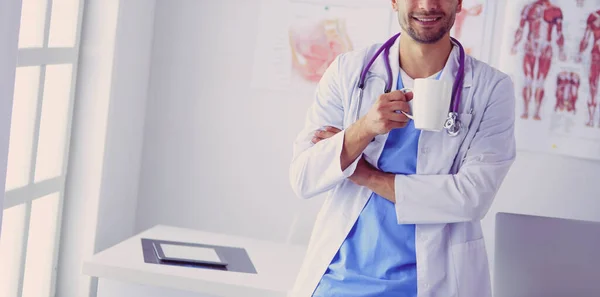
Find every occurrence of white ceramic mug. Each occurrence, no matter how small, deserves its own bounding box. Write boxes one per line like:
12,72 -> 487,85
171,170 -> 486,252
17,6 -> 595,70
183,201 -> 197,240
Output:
399,78 -> 452,132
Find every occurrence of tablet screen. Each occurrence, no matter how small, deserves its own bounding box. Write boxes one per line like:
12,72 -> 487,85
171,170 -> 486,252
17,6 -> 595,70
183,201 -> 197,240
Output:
160,244 -> 222,263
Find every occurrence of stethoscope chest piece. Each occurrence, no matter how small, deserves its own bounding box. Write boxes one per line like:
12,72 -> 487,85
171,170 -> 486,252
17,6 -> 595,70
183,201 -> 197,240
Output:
444,112 -> 461,137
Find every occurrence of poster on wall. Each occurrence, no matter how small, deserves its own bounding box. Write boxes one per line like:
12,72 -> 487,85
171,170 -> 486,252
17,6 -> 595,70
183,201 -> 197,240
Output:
251,0 -> 393,92
449,0 -> 494,62
498,0 -> 600,160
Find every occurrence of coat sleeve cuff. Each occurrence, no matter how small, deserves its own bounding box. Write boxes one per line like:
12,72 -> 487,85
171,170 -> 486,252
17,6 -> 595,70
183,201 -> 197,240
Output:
393,174 -> 410,223
327,129 -> 362,180
341,152 -> 362,177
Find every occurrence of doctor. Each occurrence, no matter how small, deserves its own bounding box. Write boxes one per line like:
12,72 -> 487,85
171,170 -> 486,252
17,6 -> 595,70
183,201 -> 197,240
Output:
288,0 -> 516,296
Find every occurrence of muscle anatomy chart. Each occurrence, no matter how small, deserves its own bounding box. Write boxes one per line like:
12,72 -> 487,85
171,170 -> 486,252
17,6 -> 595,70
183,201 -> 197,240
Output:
577,10 -> 600,126
555,71 -> 581,113
499,0 -> 600,161
511,0 -> 567,120
251,0 -> 391,92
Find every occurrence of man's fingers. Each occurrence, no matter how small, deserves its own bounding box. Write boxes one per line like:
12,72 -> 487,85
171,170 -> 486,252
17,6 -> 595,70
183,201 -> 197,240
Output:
322,126 -> 341,133
385,111 -> 410,123
315,130 -> 337,139
386,101 -> 411,114
381,100 -> 411,122
312,128 -> 340,143
314,126 -> 341,140
381,90 -> 409,102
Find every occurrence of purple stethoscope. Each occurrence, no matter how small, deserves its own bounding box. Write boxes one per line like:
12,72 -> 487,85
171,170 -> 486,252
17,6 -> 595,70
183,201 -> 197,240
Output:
356,32 -> 466,137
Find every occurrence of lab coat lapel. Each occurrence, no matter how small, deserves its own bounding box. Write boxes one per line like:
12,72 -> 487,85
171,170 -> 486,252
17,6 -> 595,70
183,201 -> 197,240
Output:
367,35 -> 400,92
354,36 -> 401,167
389,36 -> 400,92
439,41 -> 473,91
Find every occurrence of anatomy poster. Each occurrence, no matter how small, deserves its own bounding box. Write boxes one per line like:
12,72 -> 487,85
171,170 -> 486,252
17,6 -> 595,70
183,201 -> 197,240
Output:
450,0 -> 494,61
499,0 -> 600,160
251,0 -> 392,92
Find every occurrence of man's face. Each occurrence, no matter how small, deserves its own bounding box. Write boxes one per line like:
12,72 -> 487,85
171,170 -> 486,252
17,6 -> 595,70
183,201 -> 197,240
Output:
393,0 -> 462,44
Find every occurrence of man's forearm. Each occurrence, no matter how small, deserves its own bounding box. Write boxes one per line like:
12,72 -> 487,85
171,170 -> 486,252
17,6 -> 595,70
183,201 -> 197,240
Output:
363,170 -> 396,203
340,119 -> 376,171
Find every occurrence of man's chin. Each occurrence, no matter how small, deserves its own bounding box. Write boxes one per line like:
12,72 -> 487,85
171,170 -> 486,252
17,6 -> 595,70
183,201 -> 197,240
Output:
407,30 -> 446,44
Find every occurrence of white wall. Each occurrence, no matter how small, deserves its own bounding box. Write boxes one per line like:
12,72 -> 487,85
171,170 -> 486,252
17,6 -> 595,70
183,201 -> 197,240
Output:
135,0 -> 600,291
135,0 -> 325,245
56,0 -> 155,296
0,0 -> 22,238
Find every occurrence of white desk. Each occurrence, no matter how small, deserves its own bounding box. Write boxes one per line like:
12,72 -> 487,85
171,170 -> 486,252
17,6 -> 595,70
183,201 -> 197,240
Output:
82,225 -> 307,297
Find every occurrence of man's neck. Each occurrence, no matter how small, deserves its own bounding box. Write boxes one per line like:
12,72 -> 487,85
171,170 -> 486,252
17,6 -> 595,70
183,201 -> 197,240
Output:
398,32 -> 453,79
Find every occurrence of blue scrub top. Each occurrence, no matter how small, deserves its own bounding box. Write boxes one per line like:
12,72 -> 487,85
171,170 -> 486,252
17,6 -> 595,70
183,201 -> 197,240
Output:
312,70 -> 429,297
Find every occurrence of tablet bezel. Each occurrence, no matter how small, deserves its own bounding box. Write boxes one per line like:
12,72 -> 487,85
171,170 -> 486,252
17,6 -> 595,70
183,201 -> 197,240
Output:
152,242 -> 228,267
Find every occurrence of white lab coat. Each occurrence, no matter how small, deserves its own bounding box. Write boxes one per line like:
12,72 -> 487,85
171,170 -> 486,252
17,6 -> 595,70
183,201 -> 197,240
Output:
288,36 -> 516,297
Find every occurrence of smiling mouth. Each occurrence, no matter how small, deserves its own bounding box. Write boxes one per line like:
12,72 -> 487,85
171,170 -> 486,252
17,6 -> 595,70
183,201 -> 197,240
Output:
412,16 -> 442,25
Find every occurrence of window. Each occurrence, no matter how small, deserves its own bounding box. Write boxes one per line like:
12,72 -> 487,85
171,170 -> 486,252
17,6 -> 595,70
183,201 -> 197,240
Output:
0,0 -> 84,296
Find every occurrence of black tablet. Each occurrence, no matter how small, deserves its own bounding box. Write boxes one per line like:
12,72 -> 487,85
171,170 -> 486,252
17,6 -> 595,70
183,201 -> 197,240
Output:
152,241 -> 228,267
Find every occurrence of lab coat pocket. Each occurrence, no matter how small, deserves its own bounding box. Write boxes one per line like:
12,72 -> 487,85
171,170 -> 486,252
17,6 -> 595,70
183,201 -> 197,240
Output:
451,238 -> 492,297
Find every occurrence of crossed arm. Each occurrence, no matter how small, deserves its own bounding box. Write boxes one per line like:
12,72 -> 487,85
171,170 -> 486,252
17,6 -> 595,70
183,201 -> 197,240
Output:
313,126 -> 397,202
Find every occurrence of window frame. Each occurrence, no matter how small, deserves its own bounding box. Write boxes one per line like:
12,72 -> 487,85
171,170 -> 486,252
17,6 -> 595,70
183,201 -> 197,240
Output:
2,0 -> 86,296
